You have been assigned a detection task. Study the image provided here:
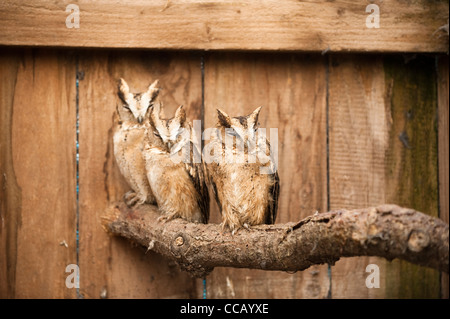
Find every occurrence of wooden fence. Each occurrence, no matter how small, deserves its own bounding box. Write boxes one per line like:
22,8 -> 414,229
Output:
0,0 -> 448,299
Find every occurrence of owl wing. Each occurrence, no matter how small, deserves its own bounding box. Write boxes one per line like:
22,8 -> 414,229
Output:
266,170 -> 280,225
184,141 -> 210,224
208,171 -> 221,215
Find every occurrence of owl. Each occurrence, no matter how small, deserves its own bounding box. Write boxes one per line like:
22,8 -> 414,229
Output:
206,106 -> 280,234
143,102 -> 210,223
113,78 -> 162,207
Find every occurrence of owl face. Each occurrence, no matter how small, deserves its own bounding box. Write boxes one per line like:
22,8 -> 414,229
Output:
117,78 -> 160,124
216,106 -> 262,146
150,103 -> 187,149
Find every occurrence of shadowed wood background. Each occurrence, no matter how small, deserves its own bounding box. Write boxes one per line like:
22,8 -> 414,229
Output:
0,49 -> 447,299
0,0 -> 448,299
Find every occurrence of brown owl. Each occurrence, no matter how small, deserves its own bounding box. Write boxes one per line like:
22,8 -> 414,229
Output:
113,78 -> 161,206
206,106 -> 279,234
143,103 -> 209,223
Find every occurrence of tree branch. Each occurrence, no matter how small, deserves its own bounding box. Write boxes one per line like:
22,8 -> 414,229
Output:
101,203 -> 449,278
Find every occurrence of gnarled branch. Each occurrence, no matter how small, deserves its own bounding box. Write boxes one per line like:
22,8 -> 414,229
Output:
101,203 -> 449,278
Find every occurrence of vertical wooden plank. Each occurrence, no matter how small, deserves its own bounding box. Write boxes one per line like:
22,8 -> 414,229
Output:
329,55 -> 440,298
78,51 -> 202,298
0,48 -> 77,298
438,56 -> 449,226
328,55 -> 389,299
0,49 -> 23,299
437,56 -> 449,299
383,56 -> 439,298
202,53 -> 329,298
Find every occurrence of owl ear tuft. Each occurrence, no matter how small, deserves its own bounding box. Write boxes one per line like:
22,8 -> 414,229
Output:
147,79 -> 160,101
115,104 -> 123,124
248,106 -> 262,126
217,108 -> 231,128
118,78 -> 132,103
174,105 -> 186,126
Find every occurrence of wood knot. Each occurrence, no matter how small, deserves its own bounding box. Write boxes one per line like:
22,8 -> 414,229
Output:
175,236 -> 184,246
170,233 -> 189,258
408,230 -> 429,252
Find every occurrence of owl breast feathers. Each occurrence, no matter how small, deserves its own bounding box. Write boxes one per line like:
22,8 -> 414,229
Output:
206,106 -> 280,234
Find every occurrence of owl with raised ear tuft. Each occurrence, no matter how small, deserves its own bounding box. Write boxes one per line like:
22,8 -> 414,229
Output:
113,78 -> 162,207
206,106 -> 279,234
143,103 -> 210,223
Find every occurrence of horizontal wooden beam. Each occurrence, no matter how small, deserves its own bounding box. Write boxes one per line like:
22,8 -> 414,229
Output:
0,1 -> 448,52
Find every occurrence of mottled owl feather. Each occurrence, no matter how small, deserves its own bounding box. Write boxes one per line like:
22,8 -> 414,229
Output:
145,103 -> 209,223
113,78 -> 161,207
267,170 -> 279,225
206,106 -> 279,233
184,142 -> 210,224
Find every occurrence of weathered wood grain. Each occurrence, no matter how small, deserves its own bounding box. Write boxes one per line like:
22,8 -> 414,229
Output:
202,52 -> 329,298
328,55 -> 389,298
437,56 -> 448,299
0,0 -> 448,53
438,56 -> 449,230
383,56 -> 440,298
0,49 -> 23,299
77,50 -> 202,298
328,54 -> 441,298
0,48 -> 78,298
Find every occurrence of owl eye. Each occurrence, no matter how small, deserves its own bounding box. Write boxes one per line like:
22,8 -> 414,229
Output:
153,130 -> 160,138
123,104 -> 130,111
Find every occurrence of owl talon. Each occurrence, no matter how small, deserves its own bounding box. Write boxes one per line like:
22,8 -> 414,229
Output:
124,191 -> 139,207
220,222 -> 231,235
157,215 -> 167,223
126,198 -> 138,207
124,191 -> 151,207
124,190 -> 136,201
157,214 -> 177,223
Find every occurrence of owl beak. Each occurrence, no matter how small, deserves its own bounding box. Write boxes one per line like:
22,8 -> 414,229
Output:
137,116 -> 144,124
